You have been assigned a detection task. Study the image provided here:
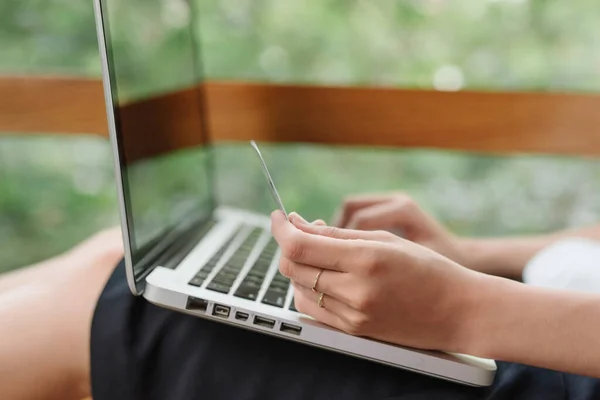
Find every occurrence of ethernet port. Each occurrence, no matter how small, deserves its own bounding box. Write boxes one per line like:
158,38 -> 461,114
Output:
186,297 -> 208,312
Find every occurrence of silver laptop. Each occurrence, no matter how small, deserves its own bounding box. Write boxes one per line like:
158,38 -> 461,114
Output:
93,0 -> 496,387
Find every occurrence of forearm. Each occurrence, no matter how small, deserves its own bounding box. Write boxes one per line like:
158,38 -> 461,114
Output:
459,237 -> 549,279
459,224 -> 600,279
462,275 -> 600,377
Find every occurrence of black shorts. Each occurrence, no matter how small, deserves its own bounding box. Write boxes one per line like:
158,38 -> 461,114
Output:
90,260 -> 600,400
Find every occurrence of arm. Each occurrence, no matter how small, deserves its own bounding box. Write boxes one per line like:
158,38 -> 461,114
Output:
461,225 -> 600,279
335,192 -> 600,279
273,212 -> 600,378
464,273 -> 600,377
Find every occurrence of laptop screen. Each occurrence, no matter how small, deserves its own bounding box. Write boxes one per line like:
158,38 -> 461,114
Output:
97,0 -> 213,291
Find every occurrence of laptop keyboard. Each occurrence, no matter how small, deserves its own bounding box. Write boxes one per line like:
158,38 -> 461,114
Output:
206,228 -> 262,294
188,229 -> 241,288
234,238 -> 278,300
188,226 -> 297,312
261,271 -> 290,308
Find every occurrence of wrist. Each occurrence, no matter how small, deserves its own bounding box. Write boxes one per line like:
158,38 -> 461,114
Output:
454,273 -> 523,358
455,236 -> 550,279
440,269 -> 495,355
454,238 -> 498,272
456,273 -> 600,375
451,238 -> 493,274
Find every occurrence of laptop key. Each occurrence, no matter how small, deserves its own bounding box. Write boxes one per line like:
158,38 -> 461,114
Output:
217,264 -> 243,275
269,282 -> 289,292
289,298 -> 298,312
239,279 -> 262,290
243,275 -> 263,285
188,229 -> 243,287
233,284 -> 261,300
262,290 -> 286,308
264,286 -> 286,298
196,270 -> 210,279
211,277 -> 236,287
189,277 -> 205,287
205,227 -> 263,293
229,255 -> 247,264
271,275 -> 289,284
247,273 -> 266,282
206,282 -> 231,294
218,271 -> 238,280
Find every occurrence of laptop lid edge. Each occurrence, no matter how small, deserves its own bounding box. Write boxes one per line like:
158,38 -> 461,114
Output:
93,0 -> 142,295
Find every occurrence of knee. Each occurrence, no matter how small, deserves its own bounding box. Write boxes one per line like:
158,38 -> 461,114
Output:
67,227 -> 124,269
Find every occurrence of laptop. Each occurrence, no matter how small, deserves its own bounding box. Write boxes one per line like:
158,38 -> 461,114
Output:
93,0 -> 496,386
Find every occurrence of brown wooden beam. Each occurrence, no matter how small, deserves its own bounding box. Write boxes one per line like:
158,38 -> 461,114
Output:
0,75 -> 109,136
3,76 -> 600,157
118,86 -> 208,162
206,82 -> 600,156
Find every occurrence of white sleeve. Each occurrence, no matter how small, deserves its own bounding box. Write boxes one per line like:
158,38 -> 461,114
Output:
523,238 -> 600,294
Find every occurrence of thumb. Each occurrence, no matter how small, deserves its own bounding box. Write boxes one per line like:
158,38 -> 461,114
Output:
286,212 -> 326,227
289,212 -> 392,242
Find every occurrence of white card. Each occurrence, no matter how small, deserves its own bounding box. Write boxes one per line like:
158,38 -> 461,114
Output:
250,141 -> 289,220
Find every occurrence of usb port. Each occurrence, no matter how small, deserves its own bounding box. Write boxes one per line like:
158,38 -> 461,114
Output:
235,311 -> 249,321
186,297 -> 208,312
212,304 -> 230,318
253,315 -> 275,329
280,322 -> 302,336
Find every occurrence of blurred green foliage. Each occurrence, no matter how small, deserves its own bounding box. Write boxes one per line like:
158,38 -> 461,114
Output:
1,0 -> 599,273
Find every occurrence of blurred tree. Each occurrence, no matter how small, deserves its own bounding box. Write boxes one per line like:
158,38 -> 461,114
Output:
0,0 -> 599,272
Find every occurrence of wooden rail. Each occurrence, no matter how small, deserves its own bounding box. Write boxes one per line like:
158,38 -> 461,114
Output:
0,76 -> 108,136
207,83 -> 600,156
2,76 -> 600,157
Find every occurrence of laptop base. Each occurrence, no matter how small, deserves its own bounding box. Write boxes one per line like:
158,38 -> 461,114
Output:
143,207 -> 497,387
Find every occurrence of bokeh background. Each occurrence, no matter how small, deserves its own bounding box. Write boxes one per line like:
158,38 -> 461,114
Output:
1,0 -> 600,273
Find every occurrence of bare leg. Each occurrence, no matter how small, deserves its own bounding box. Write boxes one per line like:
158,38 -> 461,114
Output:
0,228 -> 123,293
0,228 -> 123,400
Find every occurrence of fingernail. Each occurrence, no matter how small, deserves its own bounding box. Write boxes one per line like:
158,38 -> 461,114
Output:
289,212 -> 308,225
271,210 -> 284,219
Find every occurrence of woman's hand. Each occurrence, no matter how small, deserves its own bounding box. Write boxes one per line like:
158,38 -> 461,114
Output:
271,210 -> 485,353
333,193 -> 469,268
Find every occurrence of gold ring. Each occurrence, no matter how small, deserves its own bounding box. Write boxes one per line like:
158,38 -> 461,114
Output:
318,292 -> 325,308
312,269 -> 324,292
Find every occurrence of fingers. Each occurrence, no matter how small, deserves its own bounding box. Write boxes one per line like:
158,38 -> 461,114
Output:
333,193 -> 442,244
293,285 -> 351,331
293,284 -> 358,321
271,211 -> 367,272
279,258 -> 353,304
289,213 -> 397,243
286,212 -> 326,227
334,192 -> 422,231
333,194 -> 391,227
345,200 -> 412,231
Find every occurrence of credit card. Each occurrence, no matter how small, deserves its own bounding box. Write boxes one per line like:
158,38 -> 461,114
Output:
250,140 -> 289,220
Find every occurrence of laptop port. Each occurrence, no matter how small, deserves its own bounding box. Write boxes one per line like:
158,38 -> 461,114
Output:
235,311 -> 249,321
280,322 -> 302,336
212,304 -> 230,318
253,315 -> 275,329
186,297 -> 208,312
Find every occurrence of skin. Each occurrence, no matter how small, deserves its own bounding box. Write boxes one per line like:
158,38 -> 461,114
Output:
271,193 -> 600,378
333,193 -> 600,279
0,228 -> 123,400
4,193 -> 600,398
